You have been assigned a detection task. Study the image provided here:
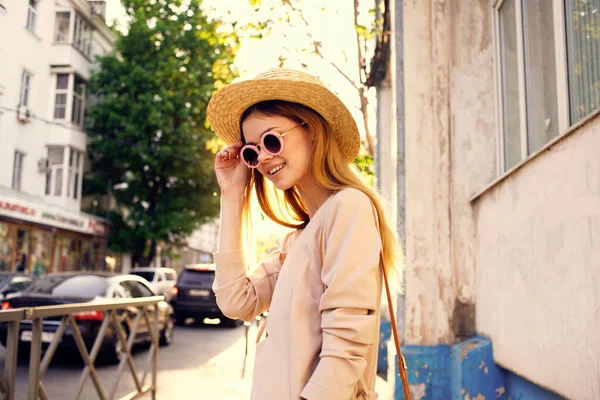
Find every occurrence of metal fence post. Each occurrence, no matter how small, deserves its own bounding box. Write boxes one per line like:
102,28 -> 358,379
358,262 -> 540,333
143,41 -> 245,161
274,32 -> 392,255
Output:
3,320 -> 19,400
28,317 -> 43,400
152,305 -> 158,400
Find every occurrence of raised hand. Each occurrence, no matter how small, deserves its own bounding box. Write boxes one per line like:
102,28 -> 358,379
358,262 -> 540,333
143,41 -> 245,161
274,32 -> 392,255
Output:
215,141 -> 248,197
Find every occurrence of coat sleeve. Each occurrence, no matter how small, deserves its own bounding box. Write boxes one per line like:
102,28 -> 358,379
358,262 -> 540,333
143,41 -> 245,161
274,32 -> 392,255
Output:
301,190 -> 381,400
212,231 -> 297,322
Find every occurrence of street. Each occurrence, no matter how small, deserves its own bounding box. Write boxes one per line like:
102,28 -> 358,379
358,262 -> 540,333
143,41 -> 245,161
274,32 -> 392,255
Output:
1,318 -> 255,399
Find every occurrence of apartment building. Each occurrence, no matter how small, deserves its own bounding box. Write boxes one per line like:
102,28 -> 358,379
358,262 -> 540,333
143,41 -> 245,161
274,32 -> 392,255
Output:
0,0 -> 116,274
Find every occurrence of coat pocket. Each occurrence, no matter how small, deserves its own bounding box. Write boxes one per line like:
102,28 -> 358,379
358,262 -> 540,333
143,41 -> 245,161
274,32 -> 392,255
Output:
356,389 -> 379,400
355,376 -> 379,400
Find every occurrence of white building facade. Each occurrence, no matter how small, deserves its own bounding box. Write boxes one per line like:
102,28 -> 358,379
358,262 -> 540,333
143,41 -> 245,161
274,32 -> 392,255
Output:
375,0 -> 600,399
0,0 -> 116,274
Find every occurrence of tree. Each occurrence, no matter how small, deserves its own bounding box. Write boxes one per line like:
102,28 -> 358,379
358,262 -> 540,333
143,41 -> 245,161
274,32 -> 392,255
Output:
85,0 -> 238,267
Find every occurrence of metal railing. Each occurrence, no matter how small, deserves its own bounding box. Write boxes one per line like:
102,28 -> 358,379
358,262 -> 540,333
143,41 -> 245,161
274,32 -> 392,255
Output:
0,296 -> 164,400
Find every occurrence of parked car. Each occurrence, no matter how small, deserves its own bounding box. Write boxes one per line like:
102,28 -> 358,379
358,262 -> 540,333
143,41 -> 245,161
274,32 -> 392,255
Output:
170,263 -> 241,327
0,272 -> 37,300
0,273 -> 175,362
129,267 -> 177,300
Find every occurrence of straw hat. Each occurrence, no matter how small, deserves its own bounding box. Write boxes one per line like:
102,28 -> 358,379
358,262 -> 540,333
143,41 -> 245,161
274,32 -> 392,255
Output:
207,68 -> 360,162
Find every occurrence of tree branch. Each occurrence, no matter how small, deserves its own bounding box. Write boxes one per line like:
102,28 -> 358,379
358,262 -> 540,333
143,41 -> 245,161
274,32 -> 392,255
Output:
285,1 -> 358,91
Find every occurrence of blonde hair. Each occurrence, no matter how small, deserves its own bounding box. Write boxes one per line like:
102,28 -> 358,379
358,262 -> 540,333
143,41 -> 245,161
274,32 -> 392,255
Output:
240,100 -> 404,284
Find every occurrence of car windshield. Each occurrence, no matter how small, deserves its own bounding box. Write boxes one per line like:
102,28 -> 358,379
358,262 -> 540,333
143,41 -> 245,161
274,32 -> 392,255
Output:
130,271 -> 155,282
0,275 -> 11,287
180,269 -> 214,284
23,275 -> 107,298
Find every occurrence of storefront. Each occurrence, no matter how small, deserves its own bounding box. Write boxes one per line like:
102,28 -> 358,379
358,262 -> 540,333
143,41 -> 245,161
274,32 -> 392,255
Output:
0,193 -> 108,275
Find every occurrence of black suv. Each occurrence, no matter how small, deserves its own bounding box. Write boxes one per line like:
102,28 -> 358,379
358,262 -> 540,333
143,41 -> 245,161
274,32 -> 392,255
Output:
170,264 -> 241,327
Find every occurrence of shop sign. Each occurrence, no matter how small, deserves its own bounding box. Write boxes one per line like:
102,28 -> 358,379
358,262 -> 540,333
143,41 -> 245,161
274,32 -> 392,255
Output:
0,194 -> 106,236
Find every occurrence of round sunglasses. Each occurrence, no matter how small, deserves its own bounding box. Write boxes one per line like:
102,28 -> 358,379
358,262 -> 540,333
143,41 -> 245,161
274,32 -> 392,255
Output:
240,122 -> 306,168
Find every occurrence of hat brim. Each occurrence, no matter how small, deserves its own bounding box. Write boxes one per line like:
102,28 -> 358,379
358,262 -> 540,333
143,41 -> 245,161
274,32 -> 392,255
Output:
207,78 -> 360,163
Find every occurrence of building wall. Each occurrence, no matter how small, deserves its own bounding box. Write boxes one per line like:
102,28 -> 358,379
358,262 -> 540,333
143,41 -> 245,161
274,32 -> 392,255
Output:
0,0 -> 54,190
401,0 -> 598,398
403,0 -> 496,346
403,0 -> 454,346
474,119 -> 600,400
0,0 -> 115,209
447,0 -> 497,339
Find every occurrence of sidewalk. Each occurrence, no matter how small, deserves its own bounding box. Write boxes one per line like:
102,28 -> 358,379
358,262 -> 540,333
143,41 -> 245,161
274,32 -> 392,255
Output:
158,322 -> 392,400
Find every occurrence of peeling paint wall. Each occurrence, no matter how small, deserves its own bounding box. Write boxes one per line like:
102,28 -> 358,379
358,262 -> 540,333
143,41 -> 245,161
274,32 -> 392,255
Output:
474,120 -> 600,400
448,0 -> 497,340
403,0 -> 496,345
404,0 -> 454,346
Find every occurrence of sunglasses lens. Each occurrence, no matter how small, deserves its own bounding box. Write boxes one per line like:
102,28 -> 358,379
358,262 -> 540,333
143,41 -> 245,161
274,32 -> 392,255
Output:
263,133 -> 282,154
242,147 -> 259,167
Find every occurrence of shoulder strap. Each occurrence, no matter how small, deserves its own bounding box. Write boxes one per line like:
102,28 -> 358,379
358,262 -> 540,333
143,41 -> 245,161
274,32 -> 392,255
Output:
370,204 -> 411,399
381,253 -> 411,400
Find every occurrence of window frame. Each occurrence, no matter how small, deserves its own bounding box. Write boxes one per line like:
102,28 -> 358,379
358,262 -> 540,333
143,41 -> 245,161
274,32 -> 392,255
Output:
51,72 -> 87,128
12,151 -> 25,191
72,12 -> 92,57
26,0 -> 38,32
53,73 -> 69,119
13,151 -> 24,189
493,0 -> 571,173
71,75 -> 86,127
19,70 -> 32,107
54,11 -> 71,43
44,146 -> 84,199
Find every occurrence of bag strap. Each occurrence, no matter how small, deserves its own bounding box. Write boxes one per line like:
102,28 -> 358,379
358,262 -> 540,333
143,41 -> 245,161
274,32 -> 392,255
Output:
381,255 -> 411,400
370,203 -> 411,399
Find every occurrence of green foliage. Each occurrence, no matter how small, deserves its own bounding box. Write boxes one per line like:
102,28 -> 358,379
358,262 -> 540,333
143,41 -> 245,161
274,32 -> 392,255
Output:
85,0 -> 238,264
352,150 -> 375,187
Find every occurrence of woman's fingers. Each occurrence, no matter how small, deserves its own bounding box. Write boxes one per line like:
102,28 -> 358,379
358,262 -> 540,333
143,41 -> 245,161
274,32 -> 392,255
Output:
216,142 -> 243,163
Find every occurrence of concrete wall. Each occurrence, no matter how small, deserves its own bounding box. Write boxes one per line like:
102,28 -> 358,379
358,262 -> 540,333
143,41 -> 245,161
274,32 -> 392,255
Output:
474,118 -> 600,400
403,0 -> 496,345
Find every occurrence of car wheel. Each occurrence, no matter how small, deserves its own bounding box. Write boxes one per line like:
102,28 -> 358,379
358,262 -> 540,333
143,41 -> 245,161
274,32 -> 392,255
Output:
159,317 -> 175,346
102,337 -> 125,364
102,324 -> 128,364
221,316 -> 242,328
175,314 -> 187,326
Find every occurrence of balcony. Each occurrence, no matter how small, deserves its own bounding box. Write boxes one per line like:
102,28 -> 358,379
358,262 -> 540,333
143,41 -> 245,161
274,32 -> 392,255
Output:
49,43 -> 92,81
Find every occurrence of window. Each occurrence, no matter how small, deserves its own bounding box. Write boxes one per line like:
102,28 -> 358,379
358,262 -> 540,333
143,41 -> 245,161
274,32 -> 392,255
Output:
54,74 -> 68,119
498,0 -> 522,170
44,147 -> 83,199
73,13 -> 92,56
522,1 -> 559,153
12,151 -> 24,190
54,12 -> 70,43
52,73 -> 87,127
494,0 -> 598,173
26,0 -> 38,32
19,70 -> 31,107
73,151 -> 81,199
565,0 -> 600,123
66,148 -> 82,198
71,75 -> 86,126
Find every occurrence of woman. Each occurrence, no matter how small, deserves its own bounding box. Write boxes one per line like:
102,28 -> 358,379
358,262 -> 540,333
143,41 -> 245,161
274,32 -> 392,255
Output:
208,68 -> 402,399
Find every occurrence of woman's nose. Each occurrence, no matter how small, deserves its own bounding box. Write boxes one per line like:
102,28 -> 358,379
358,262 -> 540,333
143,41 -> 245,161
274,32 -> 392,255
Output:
257,146 -> 273,164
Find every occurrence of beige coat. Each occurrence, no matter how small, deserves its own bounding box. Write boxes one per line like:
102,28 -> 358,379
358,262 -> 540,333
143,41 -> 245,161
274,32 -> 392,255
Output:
213,189 -> 383,399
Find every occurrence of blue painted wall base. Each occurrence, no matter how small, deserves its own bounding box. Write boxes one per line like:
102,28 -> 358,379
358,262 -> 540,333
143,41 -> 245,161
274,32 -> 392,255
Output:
378,319 -> 391,373
392,336 -> 566,400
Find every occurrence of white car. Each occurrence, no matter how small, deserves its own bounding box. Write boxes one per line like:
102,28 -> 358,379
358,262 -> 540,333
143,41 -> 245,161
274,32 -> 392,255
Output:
129,267 -> 178,300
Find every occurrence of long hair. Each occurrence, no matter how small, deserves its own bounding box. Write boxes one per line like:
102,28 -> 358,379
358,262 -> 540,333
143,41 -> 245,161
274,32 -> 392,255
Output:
240,100 -> 404,284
